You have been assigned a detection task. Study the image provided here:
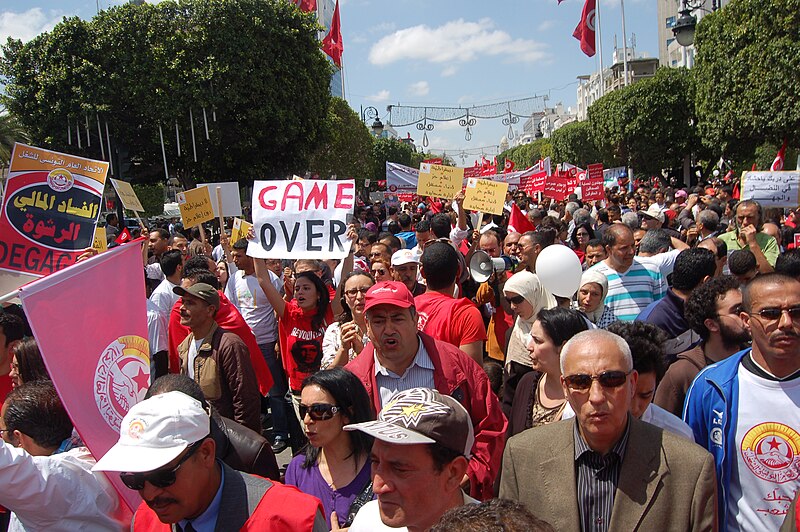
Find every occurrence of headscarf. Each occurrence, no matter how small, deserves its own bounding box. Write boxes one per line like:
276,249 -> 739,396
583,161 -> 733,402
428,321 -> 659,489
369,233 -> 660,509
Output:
503,270 -> 556,367
578,269 -> 609,324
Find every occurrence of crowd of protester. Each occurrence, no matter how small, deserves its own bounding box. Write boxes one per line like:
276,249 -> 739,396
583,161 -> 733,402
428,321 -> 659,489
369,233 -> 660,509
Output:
1,177 -> 800,531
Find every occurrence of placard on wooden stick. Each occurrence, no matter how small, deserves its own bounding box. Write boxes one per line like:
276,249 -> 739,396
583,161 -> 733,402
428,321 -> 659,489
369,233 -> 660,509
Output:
417,163 -> 464,200
109,178 -> 145,212
176,186 -> 215,228
230,218 -> 252,244
463,178 -> 508,215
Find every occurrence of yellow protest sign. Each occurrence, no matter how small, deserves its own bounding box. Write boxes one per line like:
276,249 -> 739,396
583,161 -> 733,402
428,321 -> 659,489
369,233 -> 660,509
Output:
109,178 -> 145,212
92,226 -> 107,253
176,186 -> 214,228
463,178 -> 509,215
230,217 -> 252,244
417,163 -> 464,200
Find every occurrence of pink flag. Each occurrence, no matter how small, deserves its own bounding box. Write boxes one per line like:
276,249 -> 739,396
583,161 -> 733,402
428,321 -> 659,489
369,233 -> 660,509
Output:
771,138 -> 788,171
19,239 -> 149,515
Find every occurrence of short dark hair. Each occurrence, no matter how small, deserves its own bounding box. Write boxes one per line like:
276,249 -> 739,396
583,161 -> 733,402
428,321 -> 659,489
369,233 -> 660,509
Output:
607,321 -> 667,382
183,255 -> 212,273
569,223 -> 596,248
150,227 -> 169,240
685,276 -> 741,340
671,248 -> 716,291
430,213 -> 452,239
398,213 -> 412,229
428,440 -> 465,472
742,273 -> 799,313
728,249 -> 757,276
105,212 -> 117,224
527,227 -> 557,248
159,249 -> 184,278
380,234 -> 403,253
420,242 -> 459,289
4,381 -> 73,449
536,307 -> 589,347
432,498 -> 555,532
10,337 -> 50,385
586,238 -> 604,250
388,206 -> 398,216
0,313 -> 25,347
415,219 -> 431,233
146,373 -> 207,405
638,229 -> 671,255
357,228 -> 377,243
776,249 -> 800,279
232,238 -> 248,251
185,270 -> 220,289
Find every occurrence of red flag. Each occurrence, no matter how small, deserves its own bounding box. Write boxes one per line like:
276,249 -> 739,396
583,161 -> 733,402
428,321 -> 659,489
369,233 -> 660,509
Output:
321,0 -> 343,68
114,227 -> 132,244
771,138 -> 788,171
19,240 -> 148,516
480,164 -> 497,177
508,203 -> 535,234
752,162 -> 757,171
573,0 -> 597,57
296,0 -> 316,12
504,159 -> 516,173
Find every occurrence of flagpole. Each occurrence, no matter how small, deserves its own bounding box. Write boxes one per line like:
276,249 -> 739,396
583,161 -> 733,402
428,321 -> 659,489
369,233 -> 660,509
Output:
597,0 -> 605,97
621,0 -> 629,86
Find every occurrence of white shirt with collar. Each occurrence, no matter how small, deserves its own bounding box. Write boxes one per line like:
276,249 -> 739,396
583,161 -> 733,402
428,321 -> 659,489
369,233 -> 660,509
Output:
374,339 -> 435,407
350,491 -> 478,531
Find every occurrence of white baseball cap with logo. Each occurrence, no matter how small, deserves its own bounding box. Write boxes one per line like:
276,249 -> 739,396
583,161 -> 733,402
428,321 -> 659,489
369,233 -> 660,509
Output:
93,391 -> 210,473
391,249 -> 421,267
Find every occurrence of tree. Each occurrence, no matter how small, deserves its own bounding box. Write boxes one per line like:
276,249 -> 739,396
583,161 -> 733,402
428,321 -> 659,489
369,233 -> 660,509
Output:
371,137 -> 416,180
498,138 -> 552,169
0,0 -> 332,187
308,97 -> 374,182
694,0 -> 800,160
0,113 -> 28,167
551,121 -> 600,167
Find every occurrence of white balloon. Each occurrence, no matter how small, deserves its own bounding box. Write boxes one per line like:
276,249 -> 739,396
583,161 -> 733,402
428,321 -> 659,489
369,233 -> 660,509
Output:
536,244 -> 583,298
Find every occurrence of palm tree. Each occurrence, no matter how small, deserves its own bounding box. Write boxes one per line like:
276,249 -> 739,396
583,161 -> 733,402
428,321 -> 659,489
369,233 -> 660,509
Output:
0,112 -> 29,167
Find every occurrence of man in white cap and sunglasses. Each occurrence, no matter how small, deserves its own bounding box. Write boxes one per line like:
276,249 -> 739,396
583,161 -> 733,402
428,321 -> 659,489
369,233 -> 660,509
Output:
93,391 -> 327,531
346,387 -> 478,532
500,329 -> 717,531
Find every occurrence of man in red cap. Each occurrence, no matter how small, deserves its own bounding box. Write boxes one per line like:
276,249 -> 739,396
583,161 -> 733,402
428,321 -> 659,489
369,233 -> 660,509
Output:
345,281 -> 507,501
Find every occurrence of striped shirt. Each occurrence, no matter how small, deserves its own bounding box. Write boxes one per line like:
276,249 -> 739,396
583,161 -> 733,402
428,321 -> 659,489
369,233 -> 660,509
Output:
374,338 -> 435,406
590,259 -> 666,321
574,418 -> 631,532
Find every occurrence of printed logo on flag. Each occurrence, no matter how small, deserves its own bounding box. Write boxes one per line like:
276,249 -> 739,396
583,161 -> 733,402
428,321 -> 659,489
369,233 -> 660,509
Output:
94,335 -> 151,431
47,168 -> 74,192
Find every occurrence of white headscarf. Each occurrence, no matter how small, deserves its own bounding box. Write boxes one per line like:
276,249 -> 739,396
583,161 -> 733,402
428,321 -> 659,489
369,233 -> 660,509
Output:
579,269 -> 609,324
503,270 -> 556,367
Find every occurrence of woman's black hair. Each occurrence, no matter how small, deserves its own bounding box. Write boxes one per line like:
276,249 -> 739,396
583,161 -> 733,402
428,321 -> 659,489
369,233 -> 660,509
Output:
12,337 -> 50,385
338,271 -> 375,323
569,222 -> 596,249
535,307 -> 589,347
295,271 -> 331,331
300,368 -> 375,469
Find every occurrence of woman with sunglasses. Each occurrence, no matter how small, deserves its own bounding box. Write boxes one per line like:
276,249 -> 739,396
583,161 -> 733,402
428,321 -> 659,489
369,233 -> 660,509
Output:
569,223 -> 596,264
285,368 -> 375,530
508,307 -> 588,436
501,270 -> 557,413
369,259 -> 392,283
322,271 -> 375,369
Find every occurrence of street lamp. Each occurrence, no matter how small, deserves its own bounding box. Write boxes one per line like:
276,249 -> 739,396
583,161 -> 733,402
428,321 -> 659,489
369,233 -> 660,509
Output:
672,5 -> 697,47
361,106 -> 384,136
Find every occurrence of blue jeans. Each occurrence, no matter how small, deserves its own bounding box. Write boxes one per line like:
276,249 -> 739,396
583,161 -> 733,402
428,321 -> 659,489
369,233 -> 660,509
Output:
259,342 -> 290,440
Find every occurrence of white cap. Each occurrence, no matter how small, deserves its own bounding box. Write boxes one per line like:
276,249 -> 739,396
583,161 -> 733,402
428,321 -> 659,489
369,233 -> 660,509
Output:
640,203 -> 665,223
391,249 -> 421,267
92,391 -> 210,473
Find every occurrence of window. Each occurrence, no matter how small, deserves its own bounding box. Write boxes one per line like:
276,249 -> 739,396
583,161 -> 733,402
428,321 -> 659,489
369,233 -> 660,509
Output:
666,38 -> 676,47
666,16 -> 676,28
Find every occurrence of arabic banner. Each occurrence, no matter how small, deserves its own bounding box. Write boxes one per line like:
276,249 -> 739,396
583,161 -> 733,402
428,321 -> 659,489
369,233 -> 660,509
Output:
109,178 -> 144,213
93,226 -> 108,253
0,143 -> 109,277
463,178 -> 508,215
176,186 -> 215,227
580,177 -> 606,201
740,171 -> 800,207
248,179 -> 355,260
417,163 -> 464,200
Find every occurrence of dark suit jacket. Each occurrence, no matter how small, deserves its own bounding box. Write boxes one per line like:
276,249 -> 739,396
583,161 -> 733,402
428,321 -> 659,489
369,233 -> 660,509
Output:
499,417 -> 718,531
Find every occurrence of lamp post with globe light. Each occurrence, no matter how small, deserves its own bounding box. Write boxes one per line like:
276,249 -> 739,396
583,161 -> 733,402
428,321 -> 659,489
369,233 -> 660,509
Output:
360,106 -> 384,137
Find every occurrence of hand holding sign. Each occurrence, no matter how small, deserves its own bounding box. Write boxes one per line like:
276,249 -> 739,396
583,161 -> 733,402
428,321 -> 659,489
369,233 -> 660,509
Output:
177,186 -> 215,228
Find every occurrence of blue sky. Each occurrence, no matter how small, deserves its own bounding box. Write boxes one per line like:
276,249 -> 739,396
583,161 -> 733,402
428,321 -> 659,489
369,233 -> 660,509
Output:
1,0 -> 658,164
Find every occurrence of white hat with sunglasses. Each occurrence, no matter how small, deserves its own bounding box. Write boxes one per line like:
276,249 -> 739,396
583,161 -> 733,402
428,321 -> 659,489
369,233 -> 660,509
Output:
93,391 -> 210,473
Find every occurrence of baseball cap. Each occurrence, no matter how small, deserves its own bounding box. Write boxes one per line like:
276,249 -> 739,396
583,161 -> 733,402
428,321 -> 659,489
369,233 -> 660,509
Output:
93,391 -> 210,473
364,281 -> 415,313
173,282 -> 220,308
391,249 -> 421,267
675,189 -> 688,200
639,204 -> 665,223
344,388 -> 474,458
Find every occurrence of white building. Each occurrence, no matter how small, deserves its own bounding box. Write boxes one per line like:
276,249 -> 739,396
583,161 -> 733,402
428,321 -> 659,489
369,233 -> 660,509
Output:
657,0 -> 729,68
512,102 -> 577,146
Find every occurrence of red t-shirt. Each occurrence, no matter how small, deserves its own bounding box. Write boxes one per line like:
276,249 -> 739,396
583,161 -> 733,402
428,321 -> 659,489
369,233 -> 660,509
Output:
414,291 -> 487,348
0,375 -> 12,404
278,300 -> 333,391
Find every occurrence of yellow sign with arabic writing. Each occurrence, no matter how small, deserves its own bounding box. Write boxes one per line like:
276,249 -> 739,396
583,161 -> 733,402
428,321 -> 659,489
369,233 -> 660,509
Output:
417,163 -> 464,200
92,226 -> 108,253
110,178 -> 145,212
230,218 -> 252,245
463,178 -> 509,215
177,186 -> 214,228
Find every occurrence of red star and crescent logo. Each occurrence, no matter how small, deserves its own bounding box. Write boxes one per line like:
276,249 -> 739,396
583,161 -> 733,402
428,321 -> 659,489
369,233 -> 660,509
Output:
741,422 -> 800,483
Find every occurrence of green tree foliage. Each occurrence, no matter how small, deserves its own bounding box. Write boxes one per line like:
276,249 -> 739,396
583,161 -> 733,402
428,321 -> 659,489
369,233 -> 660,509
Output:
1,0 -> 332,186
371,137 -> 416,180
131,183 -> 166,217
0,113 -> 28,166
498,138 -> 552,169
551,121 -> 601,167
308,97 -> 374,182
694,0 -> 800,159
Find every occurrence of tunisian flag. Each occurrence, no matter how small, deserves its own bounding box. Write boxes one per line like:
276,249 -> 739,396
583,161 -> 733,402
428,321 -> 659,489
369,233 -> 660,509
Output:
295,0 -> 316,12
573,0 -> 597,57
321,0 -> 343,68
19,239 -> 147,516
508,203 -> 535,234
771,139 -> 788,171
504,159 -> 516,173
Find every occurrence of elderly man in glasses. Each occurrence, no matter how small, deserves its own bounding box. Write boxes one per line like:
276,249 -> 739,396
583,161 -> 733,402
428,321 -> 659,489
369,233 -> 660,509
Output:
685,273 -> 800,531
500,329 -> 717,531
94,391 -> 327,531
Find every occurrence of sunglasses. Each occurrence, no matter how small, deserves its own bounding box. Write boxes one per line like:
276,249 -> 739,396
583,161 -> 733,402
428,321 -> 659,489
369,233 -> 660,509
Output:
372,268 -> 387,275
119,439 -> 204,490
750,306 -> 800,322
299,403 -> 340,421
563,370 -> 631,391
344,287 -> 370,297
506,295 -> 526,305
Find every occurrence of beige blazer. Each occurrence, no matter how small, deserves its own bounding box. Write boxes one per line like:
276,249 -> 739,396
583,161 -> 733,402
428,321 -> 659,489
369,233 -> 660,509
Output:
499,417 -> 718,531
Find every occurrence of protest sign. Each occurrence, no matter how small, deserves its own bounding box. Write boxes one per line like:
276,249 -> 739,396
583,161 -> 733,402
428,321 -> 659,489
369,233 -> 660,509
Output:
197,181 -> 243,217
543,175 -> 569,201
230,217 -> 252,244
464,178 -> 509,215
588,163 -> 604,181
581,177 -> 606,201
794,233 -> 800,250
92,226 -> 108,253
248,179 -> 355,259
109,178 -> 144,212
19,240 -> 147,516
0,143 -> 109,278
176,186 -> 215,227
386,162 -> 419,196
740,171 -> 800,207
417,163 -> 464,200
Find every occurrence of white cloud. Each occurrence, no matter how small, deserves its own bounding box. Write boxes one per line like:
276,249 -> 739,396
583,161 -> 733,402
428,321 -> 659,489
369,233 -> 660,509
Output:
366,89 -> 390,102
537,20 -> 555,32
441,65 -> 458,77
0,8 -> 64,43
408,81 -> 429,97
369,18 -> 549,66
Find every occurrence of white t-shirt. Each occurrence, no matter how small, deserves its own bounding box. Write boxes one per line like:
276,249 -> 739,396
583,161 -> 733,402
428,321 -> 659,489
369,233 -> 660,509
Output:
637,248 -> 682,279
349,491 -> 478,531
726,364 -> 800,531
563,402 -> 695,441
187,338 -> 202,379
146,299 -> 168,355
149,278 -> 179,317
227,263 -> 281,344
